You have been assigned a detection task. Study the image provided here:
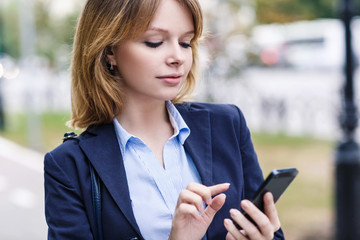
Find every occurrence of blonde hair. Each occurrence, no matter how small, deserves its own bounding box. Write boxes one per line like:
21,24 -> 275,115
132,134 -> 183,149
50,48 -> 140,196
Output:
68,0 -> 203,129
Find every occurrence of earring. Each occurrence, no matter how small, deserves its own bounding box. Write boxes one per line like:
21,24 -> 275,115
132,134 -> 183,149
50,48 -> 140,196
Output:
110,62 -> 114,71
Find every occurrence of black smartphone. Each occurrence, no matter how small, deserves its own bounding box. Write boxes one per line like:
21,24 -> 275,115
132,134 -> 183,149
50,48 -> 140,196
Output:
234,168 -> 299,229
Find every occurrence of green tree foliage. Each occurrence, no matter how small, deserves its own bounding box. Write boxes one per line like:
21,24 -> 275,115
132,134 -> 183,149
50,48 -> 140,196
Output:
255,0 -> 360,24
34,1 -> 79,68
0,0 -> 79,69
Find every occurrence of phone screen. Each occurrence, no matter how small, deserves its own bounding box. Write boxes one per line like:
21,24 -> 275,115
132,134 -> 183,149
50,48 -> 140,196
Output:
234,168 -> 298,229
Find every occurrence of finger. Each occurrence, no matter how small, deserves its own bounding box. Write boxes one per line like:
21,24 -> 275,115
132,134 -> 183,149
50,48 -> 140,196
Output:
187,182 -> 230,205
186,182 -> 212,205
224,218 -> 247,240
264,192 -> 281,231
241,200 -> 273,239
209,193 -> 226,212
202,193 -> 226,222
176,202 -> 202,220
177,189 -> 205,213
225,232 -> 237,240
230,208 -> 261,239
208,183 -> 231,196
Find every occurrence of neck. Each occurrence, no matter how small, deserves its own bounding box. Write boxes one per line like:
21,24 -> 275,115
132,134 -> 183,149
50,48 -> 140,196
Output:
116,98 -> 171,136
116,98 -> 174,167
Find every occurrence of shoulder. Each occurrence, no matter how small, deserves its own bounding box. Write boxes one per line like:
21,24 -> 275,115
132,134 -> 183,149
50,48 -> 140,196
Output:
175,101 -> 246,122
46,123 -> 113,158
44,133 -> 85,179
46,131 -> 86,160
45,123 -> 116,165
44,127 -> 100,175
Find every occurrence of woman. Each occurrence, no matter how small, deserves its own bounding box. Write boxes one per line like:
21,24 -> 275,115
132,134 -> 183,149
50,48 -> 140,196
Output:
44,0 -> 284,239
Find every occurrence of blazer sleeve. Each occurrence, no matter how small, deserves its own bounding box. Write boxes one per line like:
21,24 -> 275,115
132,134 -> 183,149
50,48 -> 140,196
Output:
234,105 -> 285,240
234,105 -> 264,200
44,151 -> 94,240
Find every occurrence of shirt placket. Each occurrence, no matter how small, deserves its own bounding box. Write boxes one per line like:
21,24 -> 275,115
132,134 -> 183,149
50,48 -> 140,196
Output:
132,140 -> 179,215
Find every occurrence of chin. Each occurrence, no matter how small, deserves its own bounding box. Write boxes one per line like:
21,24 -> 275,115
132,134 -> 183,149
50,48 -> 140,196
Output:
157,90 -> 181,101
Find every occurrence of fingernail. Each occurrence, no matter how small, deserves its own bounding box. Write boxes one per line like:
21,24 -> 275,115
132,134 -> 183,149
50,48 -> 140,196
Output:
224,184 -> 230,190
224,218 -> 231,226
221,183 -> 230,188
266,192 -> 274,200
241,200 -> 249,209
229,208 -> 238,216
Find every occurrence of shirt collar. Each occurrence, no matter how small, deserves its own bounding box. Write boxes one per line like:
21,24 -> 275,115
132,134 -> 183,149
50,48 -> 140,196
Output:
113,117 -> 133,155
166,101 -> 190,145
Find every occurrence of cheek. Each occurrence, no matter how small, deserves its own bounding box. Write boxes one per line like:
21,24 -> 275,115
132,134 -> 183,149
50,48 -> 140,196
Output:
116,49 -> 156,78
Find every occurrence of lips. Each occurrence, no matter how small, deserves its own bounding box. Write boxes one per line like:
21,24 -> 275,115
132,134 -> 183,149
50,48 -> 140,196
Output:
157,74 -> 183,85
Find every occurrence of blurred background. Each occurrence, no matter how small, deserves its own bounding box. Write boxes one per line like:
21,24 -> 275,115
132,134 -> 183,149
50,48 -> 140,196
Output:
1,0 -> 360,239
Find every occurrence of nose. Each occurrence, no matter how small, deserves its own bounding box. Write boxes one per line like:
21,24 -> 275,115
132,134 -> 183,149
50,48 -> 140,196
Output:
166,43 -> 185,66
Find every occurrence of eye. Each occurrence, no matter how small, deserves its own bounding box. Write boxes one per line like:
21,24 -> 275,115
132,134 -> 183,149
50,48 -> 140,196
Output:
145,41 -> 163,48
180,42 -> 192,49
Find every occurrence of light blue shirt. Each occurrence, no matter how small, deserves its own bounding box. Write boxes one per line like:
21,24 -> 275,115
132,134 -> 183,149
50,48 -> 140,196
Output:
113,101 -> 203,240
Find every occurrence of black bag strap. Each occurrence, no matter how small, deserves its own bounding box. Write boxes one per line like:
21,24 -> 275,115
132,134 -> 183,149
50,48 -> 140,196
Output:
89,163 -> 103,240
63,132 -> 103,240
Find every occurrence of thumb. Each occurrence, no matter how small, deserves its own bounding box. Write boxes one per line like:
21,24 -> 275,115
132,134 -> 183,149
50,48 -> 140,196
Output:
202,193 -> 226,223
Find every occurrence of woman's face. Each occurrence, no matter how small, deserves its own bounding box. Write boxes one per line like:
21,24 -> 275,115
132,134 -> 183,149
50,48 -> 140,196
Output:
108,0 -> 194,104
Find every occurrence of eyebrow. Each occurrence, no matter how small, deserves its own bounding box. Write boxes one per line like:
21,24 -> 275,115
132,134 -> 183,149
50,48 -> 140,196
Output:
147,26 -> 195,36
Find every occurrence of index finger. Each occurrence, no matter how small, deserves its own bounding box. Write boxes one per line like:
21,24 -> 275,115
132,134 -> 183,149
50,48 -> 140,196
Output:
186,182 -> 230,205
208,183 -> 231,196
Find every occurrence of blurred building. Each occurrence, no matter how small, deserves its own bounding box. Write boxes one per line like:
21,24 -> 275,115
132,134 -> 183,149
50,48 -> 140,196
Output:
250,18 -> 360,70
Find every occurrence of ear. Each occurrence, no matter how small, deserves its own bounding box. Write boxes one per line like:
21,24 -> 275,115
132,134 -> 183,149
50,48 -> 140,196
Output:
105,46 -> 117,66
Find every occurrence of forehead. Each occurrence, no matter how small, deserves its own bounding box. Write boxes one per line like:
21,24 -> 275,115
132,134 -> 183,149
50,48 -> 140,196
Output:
149,0 -> 194,32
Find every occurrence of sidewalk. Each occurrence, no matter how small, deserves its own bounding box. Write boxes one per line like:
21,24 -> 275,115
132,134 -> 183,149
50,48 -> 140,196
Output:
0,137 -> 47,240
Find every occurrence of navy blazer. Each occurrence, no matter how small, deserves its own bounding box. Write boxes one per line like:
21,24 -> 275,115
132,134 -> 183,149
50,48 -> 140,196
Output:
44,102 -> 284,240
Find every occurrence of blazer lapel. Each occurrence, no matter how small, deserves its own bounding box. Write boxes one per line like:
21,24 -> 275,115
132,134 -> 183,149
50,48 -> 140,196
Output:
79,123 -> 141,235
176,103 -> 213,186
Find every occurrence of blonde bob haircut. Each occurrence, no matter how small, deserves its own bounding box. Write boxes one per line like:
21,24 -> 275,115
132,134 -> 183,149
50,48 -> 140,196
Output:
68,0 -> 203,129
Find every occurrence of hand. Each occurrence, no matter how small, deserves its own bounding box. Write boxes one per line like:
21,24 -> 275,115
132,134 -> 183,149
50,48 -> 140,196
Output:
224,192 -> 281,240
169,182 -> 230,240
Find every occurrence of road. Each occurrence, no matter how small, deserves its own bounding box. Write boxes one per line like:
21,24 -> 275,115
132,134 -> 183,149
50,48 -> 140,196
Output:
0,137 -> 47,240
